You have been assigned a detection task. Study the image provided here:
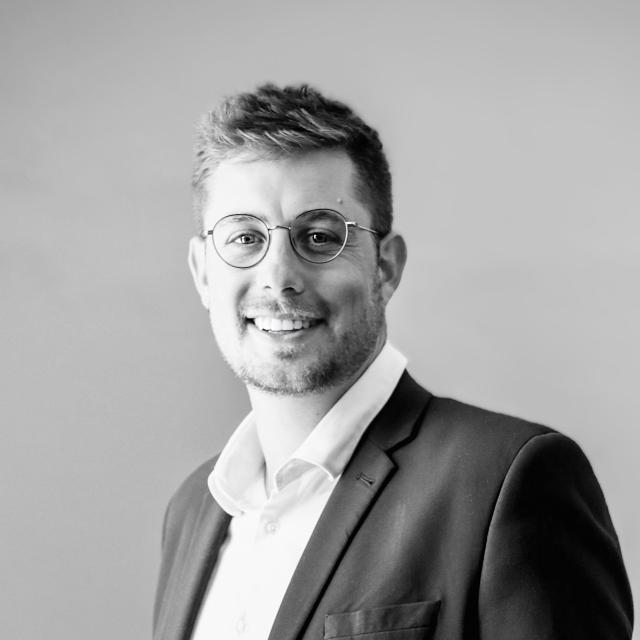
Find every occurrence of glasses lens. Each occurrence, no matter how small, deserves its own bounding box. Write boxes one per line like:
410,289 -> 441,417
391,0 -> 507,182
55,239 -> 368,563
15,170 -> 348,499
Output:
290,210 -> 348,263
212,215 -> 269,267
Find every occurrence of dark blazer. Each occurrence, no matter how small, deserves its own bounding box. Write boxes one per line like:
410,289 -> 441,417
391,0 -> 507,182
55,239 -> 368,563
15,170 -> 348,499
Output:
153,372 -> 633,639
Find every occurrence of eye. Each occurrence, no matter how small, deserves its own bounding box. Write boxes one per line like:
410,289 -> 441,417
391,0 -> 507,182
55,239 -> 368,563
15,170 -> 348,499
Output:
227,231 -> 265,246
305,229 -> 342,246
308,231 -> 331,245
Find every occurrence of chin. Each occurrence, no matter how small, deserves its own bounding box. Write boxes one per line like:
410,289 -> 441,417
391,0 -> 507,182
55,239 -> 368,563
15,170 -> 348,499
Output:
233,332 -> 383,396
238,361 -> 342,396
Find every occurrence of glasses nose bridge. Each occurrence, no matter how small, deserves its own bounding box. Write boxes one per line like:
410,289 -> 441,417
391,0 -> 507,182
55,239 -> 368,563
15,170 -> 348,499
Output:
264,222 -> 297,259
267,223 -> 293,234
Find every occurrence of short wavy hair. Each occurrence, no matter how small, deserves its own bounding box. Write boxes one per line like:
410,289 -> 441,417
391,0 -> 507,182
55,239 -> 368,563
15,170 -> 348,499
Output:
192,83 -> 392,235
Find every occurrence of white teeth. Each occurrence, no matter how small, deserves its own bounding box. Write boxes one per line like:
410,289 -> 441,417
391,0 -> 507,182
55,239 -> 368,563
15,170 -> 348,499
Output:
252,317 -> 315,332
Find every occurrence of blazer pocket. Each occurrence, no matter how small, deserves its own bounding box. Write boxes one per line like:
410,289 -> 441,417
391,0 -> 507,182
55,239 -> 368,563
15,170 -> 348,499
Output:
324,600 -> 441,640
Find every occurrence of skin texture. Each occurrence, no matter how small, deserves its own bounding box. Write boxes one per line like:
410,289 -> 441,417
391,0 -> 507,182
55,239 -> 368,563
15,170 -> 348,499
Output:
188,150 -> 406,399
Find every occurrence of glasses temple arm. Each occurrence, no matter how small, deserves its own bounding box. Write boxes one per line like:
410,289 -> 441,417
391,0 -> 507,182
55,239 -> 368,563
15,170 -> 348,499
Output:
346,221 -> 380,236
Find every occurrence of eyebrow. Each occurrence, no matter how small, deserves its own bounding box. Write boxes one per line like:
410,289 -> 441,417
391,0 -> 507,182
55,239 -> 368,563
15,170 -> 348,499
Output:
220,213 -> 266,220
218,208 -> 347,224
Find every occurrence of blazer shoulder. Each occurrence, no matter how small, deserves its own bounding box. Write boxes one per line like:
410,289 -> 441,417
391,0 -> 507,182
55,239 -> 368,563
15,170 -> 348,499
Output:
431,393 -> 553,433
412,391 -> 563,478
176,455 -> 218,495
161,455 -> 220,544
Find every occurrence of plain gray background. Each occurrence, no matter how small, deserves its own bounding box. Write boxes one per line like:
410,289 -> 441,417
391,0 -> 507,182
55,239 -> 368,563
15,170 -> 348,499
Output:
2,1 -> 638,638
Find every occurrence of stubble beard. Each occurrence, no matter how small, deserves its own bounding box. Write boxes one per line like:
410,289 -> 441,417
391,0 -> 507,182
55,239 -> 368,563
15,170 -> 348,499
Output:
213,279 -> 386,397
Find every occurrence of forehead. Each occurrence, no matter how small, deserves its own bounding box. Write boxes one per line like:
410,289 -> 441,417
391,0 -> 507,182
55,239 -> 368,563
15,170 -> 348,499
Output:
202,150 -> 369,227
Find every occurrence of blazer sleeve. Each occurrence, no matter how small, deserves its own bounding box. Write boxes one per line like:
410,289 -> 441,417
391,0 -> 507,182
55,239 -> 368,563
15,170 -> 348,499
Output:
478,432 -> 633,639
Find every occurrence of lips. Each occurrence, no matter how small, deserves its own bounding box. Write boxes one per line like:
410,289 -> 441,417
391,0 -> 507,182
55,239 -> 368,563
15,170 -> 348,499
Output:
251,316 -> 321,332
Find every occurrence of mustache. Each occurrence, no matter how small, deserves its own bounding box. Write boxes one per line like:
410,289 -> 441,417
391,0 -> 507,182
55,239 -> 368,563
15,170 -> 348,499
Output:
241,297 -> 328,319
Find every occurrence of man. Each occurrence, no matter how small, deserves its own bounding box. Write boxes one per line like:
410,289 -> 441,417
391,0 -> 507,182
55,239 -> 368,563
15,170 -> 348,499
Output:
153,84 -> 633,640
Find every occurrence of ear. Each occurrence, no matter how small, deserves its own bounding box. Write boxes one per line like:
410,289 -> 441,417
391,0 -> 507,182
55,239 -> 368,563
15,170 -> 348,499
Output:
377,232 -> 407,305
188,236 -> 210,309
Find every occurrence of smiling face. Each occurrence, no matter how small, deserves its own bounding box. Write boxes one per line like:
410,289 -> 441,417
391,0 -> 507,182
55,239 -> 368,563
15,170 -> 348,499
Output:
188,149 -> 406,396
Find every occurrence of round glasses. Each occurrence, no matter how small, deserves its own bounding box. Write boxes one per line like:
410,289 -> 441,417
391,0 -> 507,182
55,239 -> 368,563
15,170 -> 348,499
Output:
203,209 -> 380,268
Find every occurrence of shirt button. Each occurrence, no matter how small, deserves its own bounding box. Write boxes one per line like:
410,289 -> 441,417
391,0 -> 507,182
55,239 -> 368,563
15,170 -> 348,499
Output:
265,520 -> 278,534
235,616 -> 246,635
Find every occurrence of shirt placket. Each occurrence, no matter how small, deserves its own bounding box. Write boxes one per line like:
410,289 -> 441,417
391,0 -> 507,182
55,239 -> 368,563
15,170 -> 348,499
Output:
234,487 -> 292,639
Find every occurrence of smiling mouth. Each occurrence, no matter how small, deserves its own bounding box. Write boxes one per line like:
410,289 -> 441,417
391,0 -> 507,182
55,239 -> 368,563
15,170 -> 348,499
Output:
248,316 -> 322,332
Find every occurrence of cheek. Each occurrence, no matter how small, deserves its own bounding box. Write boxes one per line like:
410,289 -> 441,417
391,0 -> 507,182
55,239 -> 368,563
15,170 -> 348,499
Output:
322,272 -> 379,323
206,269 -> 245,320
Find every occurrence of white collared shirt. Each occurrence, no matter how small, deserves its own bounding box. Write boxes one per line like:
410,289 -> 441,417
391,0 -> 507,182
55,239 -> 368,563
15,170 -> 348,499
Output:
191,343 -> 407,640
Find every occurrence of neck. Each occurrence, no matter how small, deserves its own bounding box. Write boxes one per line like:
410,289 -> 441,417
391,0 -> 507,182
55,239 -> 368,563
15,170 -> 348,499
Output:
247,382 -> 347,489
247,341 -> 385,489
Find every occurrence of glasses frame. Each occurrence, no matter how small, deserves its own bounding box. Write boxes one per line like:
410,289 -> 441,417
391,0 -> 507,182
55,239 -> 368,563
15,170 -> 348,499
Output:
201,208 -> 380,269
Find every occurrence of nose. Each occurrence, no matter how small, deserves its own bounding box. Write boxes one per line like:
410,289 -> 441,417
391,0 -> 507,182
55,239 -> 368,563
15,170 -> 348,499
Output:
254,227 -> 305,294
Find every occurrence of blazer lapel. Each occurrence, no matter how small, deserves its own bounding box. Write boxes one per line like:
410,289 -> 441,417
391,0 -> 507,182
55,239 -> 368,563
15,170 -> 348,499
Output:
156,493 -> 231,640
268,372 -> 432,640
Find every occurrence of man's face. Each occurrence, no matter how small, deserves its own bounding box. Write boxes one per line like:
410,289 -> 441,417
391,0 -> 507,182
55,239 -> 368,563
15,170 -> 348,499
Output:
189,149 -> 404,396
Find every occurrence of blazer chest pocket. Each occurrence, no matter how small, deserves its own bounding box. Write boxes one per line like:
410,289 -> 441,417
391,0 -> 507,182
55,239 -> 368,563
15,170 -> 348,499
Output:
324,600 -> 440,640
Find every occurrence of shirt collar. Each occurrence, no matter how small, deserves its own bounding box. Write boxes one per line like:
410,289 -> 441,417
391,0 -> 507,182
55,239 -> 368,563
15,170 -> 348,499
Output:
208,343 -> 407,516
